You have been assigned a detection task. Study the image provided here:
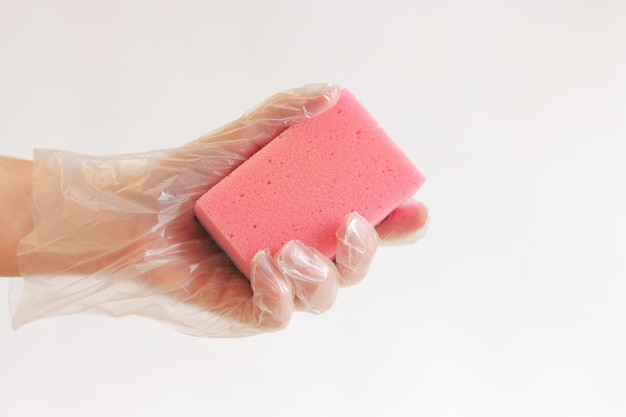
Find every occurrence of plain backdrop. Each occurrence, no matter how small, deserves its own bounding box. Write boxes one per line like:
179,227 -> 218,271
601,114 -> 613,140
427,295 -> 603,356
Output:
1,1 -> 625,416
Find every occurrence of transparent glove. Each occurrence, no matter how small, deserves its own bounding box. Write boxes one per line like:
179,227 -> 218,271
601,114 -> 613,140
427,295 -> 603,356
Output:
12,84 -> 428,337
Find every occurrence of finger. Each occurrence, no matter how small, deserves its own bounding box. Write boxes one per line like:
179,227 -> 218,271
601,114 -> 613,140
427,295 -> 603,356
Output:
248,249 -> 294,330
178,239 -> 294,332
173,247 -> 294,334
277,240 -> 340,314
335,212 -> 379,287
179,84 -> 340,175
376,199 -> 429,245
173,83 -> 340,192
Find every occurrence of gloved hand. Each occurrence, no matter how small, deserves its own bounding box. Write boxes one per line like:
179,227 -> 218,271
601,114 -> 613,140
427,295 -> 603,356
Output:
13,84 -> 428,337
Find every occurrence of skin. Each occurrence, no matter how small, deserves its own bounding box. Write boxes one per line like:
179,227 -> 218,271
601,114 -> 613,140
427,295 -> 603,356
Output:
0,85 -> 429,334
0,157 -> 33,277
0,154 -> 428,332
0,156 -> 428,277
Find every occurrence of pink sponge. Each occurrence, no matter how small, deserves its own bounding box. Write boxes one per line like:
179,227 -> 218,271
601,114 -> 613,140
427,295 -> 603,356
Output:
194,90 -> 425,278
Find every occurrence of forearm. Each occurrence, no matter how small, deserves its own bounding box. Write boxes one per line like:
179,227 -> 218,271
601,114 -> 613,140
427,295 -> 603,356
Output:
0,157 -> 33,277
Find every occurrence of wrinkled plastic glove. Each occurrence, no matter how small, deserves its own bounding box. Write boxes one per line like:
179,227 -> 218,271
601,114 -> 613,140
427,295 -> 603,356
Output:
12,84 -> 428,337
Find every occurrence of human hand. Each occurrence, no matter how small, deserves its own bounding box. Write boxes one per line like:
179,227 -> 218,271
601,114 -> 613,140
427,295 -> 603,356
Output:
14,84 -> 428,337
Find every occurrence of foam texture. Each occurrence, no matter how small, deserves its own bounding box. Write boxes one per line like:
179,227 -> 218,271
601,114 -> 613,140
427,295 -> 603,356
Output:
194,90 -> 425,278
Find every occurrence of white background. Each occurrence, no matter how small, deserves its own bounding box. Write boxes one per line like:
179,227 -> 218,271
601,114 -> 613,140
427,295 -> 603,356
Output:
1,1 -> 625,416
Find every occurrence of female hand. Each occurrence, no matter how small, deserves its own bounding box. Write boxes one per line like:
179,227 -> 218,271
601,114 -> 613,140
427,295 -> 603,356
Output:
13,84 -> 428,337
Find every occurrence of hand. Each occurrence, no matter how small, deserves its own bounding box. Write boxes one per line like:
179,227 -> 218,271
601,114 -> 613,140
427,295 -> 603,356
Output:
14,84 -> 428,337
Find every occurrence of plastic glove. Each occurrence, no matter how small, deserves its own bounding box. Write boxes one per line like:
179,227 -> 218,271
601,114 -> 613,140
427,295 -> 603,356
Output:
12,84 -> 428,337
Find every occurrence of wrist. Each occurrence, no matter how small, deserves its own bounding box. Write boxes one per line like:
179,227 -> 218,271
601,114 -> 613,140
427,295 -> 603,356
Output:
0,157 -> 33,277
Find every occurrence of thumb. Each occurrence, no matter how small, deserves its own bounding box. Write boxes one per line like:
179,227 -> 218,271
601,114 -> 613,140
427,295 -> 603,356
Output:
178,83 -> 340,184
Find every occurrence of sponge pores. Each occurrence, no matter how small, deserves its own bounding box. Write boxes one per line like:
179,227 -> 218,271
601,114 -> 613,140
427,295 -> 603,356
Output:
194,90 -> 425,278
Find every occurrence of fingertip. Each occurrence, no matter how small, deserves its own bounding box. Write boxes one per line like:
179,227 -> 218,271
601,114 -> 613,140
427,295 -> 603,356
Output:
336,212 -> 379,287
377,199 -> 429,245
250,249 -> 294,330
336,212 -> 379,251
290,83 -> 341,119
277,241 -> 339,314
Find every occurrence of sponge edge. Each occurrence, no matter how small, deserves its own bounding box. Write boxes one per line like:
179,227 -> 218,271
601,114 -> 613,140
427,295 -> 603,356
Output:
194,89 -> 425,278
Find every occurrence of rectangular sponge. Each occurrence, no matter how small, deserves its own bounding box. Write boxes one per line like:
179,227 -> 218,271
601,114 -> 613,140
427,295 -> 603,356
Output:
194,90 -> 425,278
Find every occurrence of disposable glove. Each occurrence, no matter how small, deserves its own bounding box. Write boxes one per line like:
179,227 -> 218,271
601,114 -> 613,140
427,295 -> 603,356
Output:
13,84 -> 428,337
